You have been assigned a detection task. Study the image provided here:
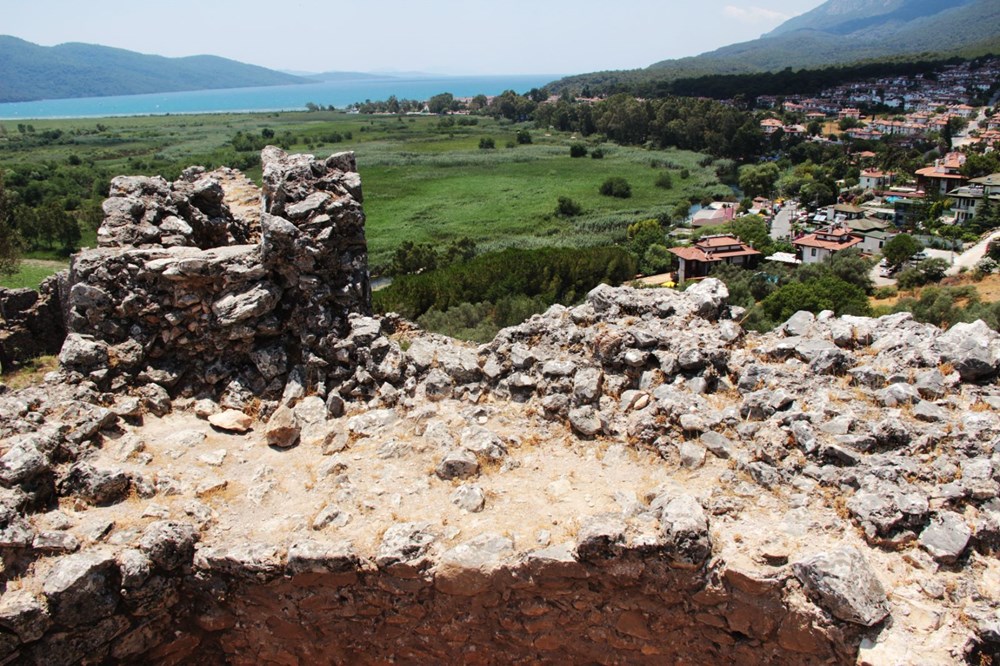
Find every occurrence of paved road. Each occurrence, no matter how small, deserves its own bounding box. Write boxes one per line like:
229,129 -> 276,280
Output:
945,229 -> 1000,275
953,108 -> 987,148
770,202 -> 797,241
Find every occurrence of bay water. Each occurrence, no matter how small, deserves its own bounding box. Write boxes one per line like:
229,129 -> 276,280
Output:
0,75 -> 559,120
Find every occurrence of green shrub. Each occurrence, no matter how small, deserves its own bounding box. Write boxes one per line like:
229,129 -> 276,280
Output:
600,177 -> 632,199
591,148 -> 604,159
873,286 -> 898,299
555,196 -> 583,217
570,144 -> 588,158
655,172 -> 673,189
895,268 -> 924,290
478,137 -> 496,150
516,129 -> 532,144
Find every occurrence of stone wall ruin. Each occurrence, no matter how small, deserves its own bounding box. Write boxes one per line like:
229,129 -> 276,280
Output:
60,146 -> 370,405
0,149 -> 999,664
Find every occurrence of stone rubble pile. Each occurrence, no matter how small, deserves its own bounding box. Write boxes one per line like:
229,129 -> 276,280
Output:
0,151 -> 998,664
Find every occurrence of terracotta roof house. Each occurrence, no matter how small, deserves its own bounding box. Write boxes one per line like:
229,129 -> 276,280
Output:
915,152 -> 967,196
792,225 -> 862,265
668,235 -> 762,283
760,118 -> 784,134
859,169 -> 894,191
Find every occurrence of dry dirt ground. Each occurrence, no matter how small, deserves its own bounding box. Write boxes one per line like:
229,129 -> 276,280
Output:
871,272 -> 1000,309
13,389 -> 986,665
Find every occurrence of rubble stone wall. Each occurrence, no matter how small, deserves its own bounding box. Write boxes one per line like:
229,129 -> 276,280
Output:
0,276 -> 66,372
60,147 -> 370,402
107,545 -> 853,666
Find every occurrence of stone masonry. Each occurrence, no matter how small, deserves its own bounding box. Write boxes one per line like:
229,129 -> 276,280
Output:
1,151 -> 999,664
60,146 -> 370,403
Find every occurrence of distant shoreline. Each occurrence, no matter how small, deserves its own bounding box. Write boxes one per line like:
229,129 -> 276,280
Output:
0,75 -> 561,121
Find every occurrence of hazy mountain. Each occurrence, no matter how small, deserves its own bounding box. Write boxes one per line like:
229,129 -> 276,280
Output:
766,0 -> 976,37
648,0 -> 999,73
0,36 -> 309,103
552,0 -> 1000,91
308,71 -> 402,82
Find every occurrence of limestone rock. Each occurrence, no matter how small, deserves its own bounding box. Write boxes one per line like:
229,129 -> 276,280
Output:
117,549 -> 152,589
452,484 -> 486,513
264,404 -> 300,448
138,521 -> 197,571
435,534 -> 514,596
919,512 -> 971,564
42,551 -> 120,628
58,462 -> 131,506
0,590 -> 51,643
658,495 -> 711,568
792,547 -> 889,627
286,539 -> 358,575
58,333 -> 109,371
569,405 -> 604,437
376,522 -> 436,569
194,542 -> 282,580
436,449 -> 479,481
0,438 -> 49,486
459,426 -> 507,461
576,515 -> 626,561
208,409 -> 252,433
935,320 -> 1000,381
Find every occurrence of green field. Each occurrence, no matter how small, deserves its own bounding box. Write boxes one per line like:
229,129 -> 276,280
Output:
0,110 -> 731,284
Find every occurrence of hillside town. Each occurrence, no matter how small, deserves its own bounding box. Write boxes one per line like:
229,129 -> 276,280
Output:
652,56 -> 1000,297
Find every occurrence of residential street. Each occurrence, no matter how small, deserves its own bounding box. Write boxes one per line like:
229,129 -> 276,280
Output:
769,202 -> 796,241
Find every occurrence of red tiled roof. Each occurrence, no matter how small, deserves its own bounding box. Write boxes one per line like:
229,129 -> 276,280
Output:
915,166 -> 965,179
793,233 -> 862,251
698,235 -> 742,249
669,236 -> 761,263
669,247 -> 708,262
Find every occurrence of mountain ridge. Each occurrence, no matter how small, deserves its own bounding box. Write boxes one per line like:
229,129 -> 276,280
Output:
551,0 -> 1000,93
0,36 -> 309,103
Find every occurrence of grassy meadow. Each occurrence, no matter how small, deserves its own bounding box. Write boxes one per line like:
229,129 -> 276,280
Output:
0,110 -> 731,284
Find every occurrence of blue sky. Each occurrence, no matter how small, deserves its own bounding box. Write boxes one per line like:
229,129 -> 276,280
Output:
5,0 -> 825,75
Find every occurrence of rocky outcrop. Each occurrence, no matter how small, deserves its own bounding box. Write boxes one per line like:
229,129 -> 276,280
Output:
2,152 -> 999,664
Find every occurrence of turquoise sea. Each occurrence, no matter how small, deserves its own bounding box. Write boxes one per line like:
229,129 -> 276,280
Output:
0,75 -> 560,120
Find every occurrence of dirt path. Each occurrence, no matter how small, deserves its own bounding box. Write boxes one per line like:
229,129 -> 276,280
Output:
21,259 -> 68,269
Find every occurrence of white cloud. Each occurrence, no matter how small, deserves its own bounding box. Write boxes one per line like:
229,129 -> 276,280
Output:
723,5 -> 791,24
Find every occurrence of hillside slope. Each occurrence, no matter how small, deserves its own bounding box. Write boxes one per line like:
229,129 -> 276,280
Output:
0,36 -> 308,103
552,0 -> 1000,92
649,0 -> 999,73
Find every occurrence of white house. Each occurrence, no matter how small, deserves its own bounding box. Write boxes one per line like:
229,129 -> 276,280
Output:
792,225 -> 862,264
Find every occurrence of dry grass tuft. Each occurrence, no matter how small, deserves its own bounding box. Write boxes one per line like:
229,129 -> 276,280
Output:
2,355 -> 58,390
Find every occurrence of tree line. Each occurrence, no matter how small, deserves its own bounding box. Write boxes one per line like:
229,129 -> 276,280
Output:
373,246 -> 637,340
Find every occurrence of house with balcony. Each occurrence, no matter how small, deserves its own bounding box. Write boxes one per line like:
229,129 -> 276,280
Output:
915,152 -> 968,196
792,225 -> 862,264
668,235 -> 762,282
950,173 -> 1000,224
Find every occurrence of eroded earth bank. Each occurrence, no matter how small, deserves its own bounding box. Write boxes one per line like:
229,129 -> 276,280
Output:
1,148 -> 1000,664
